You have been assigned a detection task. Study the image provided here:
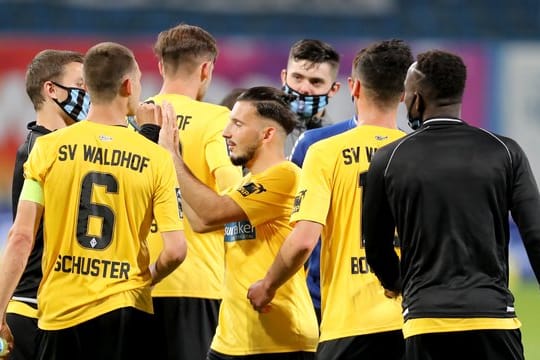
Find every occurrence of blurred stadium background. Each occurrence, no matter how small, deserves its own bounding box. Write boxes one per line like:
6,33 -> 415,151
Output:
0,0 -> 538,357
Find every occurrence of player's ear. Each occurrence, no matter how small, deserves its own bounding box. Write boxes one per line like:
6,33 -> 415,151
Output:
280,69 -> 287,86
158,60 -> 164,77
120,77 -> 131,97
262,126 -> 276,142
328,81 -> 340,98
200,61 -> 213,83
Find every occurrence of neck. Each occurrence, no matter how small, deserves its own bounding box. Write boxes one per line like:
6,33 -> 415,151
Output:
160,75 -> 201,100
356,100 -> 398,129
422,104 -> 462,120
245,143 -> 286,175
36,103 -> 72,130
86,101 -> 129,126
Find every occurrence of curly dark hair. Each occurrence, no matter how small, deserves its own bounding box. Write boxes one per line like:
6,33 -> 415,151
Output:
236,86 -> 298,134
416,49 -> 467,102
353,39 -> 413,108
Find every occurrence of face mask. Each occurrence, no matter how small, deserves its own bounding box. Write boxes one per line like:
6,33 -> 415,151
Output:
283,84 -> 329,119
407,94 -> 423,130
52,81 -> 91,122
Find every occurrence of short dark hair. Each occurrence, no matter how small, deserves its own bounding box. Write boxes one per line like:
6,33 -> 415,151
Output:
288,39 -> 340,75
220,87 -> 248,110
25,49 -> 84,111
416,50 -> 467,102
237,86 -> 298,134
84,42 -> 136,103
154,23 -> 218,75
353,39 -> 413,108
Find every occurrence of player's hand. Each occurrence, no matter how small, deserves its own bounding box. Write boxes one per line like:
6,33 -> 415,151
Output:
136,102 -> 163,126
247,279 -> 275,313
384,288 -> 400,299
0,320 -> 14,359
158,101 -> 181,157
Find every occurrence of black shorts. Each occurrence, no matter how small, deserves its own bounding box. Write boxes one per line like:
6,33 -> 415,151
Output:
38,307 -> 153,360
208,349 -> 315,360
405,329 -> 524,360
149,297 -> 220,360
316,330 -> 404,360
6,312 -> 41,360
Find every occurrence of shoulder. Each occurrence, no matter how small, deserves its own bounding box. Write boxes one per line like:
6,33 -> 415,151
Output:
149,94 -> 229,116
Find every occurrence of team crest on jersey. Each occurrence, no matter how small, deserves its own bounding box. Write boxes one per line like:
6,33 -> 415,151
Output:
224,220 -> 256,242
237,182 -> 266,197
175,187 -> 183,219
375,135 -> 388,141
292,189 -> 307,214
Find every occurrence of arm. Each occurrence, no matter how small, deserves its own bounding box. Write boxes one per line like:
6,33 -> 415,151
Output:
158,104 -> 247,228
508,142 -> 540,285
0,199 -> 42,352
247,220 -> 322,312
363,151 -> 401,294
150,230 -> 187,285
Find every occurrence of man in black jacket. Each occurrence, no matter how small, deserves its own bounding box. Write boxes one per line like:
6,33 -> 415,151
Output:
8,49 -> 88,360
363,49 -> 540,360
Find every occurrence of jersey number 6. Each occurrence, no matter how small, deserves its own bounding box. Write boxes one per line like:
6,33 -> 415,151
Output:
76,171 -> 118,250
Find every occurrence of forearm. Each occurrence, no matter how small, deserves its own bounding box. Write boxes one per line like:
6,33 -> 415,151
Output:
0,233 -> 33,316
183,201 -> 223,233
264,222 -> 320,291
172,153 -> 237,226
264,243 -> 312,291
150,241 -> 186,285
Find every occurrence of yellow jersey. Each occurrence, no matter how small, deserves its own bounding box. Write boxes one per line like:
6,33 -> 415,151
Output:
145,94 -> 241,299
24,121 -> 183,330
211,161 -> 318,355
290,125 -> 405,342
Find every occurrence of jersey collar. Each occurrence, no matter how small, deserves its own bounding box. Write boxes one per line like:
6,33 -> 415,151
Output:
423,117 -> 465,126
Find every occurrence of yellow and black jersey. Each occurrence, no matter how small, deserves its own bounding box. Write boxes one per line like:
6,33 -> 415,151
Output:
144,93 -> 242,299
211,161 -> 318,355
290,125 -> 405,343
24,120 -> 183,330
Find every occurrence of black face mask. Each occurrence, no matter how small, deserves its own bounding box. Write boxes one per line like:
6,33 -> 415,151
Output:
407,94 -> 423,130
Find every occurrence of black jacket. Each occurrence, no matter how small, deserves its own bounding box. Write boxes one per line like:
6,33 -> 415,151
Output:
363,118 -> 540,320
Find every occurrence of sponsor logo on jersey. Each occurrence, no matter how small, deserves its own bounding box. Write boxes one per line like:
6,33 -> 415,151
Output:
224,220 -> 256,242
237,182 -> 266,197
375,135 -> 388,141
175,187 -> 183,219
291,189 -> 307,214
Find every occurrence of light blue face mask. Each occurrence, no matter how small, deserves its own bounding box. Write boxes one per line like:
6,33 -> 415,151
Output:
52,81 -> 91,122
283,84 -> 330,119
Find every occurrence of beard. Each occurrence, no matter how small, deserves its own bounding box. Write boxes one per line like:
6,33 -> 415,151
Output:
229,143 -> 258,167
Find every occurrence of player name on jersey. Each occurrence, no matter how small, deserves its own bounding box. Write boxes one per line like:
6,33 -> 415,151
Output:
54,254 -> 131,279
58,144 -> 150,173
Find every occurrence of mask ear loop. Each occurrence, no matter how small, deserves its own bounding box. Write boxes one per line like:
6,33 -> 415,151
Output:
407,93 -> 423,130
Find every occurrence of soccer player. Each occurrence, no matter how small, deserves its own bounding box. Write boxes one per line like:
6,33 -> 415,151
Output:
7,49 -> 88,360
364,49 -> 540,360
289,114 -> 357,325
144,23 -> 242,360
0,42 -> 186,360
281,39 -> 341,154
248,40 -> 414,360
157,86 -> 319,359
